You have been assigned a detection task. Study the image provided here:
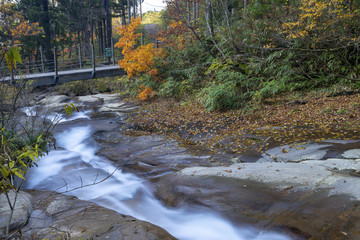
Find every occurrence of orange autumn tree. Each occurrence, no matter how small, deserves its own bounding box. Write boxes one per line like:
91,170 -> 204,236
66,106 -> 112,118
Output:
115,18 -> 165,78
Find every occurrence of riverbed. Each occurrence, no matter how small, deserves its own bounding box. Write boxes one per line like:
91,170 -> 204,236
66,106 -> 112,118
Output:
15,92 -> 360,239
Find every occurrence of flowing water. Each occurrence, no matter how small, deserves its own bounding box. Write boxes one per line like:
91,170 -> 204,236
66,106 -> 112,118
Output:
25,111 -> 291,240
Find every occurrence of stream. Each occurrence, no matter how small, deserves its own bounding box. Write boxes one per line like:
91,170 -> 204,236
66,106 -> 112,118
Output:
24,108 -> 290,240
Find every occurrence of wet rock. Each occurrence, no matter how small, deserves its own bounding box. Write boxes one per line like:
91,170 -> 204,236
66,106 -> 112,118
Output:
29,92 -> 360,239
23,190 -> 175,240
0,190 -> 32,238
342,149 -> 360,159
258,143 -> 330,163
93,131 -> 218,178
180,158 -> 360,200
39,95 -> 71,111
76,93 -> 138,116
169,151 -> 360,239
77,93 -> 120,103
155,174 -> 360,239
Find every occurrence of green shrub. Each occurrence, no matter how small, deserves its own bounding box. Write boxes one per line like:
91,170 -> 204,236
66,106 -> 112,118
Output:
158,77 -> 180,98
56,77 -> 123,96
97,81 -> 111,93
57,80 -> 92,96
199,81 -> 243,111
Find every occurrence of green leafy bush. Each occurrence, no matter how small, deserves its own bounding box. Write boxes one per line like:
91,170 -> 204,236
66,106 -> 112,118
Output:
158,77 -> 181,98
198,60 -> 260,111
199,81 -> 242,111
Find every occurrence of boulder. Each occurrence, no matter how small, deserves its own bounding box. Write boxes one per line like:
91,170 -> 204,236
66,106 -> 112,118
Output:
0,190 -> 32,238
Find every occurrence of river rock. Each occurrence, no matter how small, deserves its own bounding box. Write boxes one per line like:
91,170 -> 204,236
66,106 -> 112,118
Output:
342,149 -> 360,159
77,93 -> 120,103
23,190 -> 175,240
180,158 -> 360,199
155,173 -> 360,239
165,153 -> 360,239
0,190 -> 32,238
39,95 -> 71,111
93,130 -> 234,179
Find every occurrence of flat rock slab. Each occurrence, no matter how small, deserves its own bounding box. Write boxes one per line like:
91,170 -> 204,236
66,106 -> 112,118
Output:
180,158 -> 360,200
76,93 -> 139,116
156,174 -> 360,239
38,95 -> 71,111
22,190 -> 175,240
174,151 -> 360,239
259,143 -> 330,162
77,93 -> 121,103
342,149 -> 360,159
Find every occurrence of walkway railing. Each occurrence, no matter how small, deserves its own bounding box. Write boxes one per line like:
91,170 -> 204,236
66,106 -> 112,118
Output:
0,43 -> 120,83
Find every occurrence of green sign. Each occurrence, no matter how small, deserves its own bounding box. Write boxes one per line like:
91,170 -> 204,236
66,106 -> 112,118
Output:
105,48 -> 112,58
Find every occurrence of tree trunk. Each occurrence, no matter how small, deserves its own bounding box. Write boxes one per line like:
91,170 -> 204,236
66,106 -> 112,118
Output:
205,0 -> 224,57
187,1 -> 190,23
205,0 -> 213,35
121,8 -> 127,25
98,21 -> 104,56
174,0 -> 214,57
103,19 -> 107,51
127,0 -> 131,23
105,0 -> 112,49
195,2 -> 199,20
193,0 -> 196,22
82,21 -> 91,58
220,0 -> 239,53
68,44 -> 73,59
140,0 -> 142,19
41,0 -> 53,69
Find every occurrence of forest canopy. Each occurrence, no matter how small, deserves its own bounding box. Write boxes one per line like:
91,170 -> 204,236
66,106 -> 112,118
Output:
1,0 -> 360,111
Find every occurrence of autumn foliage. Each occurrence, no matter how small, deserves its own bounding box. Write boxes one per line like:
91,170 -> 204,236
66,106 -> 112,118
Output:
115,18 -> 165,78
136,85 -> 156,101
0,2 -> 42,44
282,0 -> 357,44
157,20 -> 188,50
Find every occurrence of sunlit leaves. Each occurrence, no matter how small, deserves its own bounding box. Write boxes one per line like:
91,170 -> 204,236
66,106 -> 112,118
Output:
137,85 -> 156,101
64,103 -> 79,115
281,0 -> 358,44
118,43 -> 165,78
115,18 -> 166,79
5,47 -> 22,70
0,128 -> 46,194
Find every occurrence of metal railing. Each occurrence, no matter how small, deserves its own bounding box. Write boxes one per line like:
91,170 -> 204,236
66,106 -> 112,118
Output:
0,42 -> 120,81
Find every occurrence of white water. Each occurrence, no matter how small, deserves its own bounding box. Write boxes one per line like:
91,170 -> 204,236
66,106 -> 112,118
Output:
25,124 -> 291,240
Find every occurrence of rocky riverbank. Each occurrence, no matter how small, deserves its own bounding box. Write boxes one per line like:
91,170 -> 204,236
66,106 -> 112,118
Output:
123,93 -> 360,239
1,91 -> 360,239
1,190 -> 175,240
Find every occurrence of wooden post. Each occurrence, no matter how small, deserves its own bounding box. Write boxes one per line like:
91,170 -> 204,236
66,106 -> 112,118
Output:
54,47 -> 58,84
111,38 -> 115,66
91,44 -> 96,78
40,46 -> 45,73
